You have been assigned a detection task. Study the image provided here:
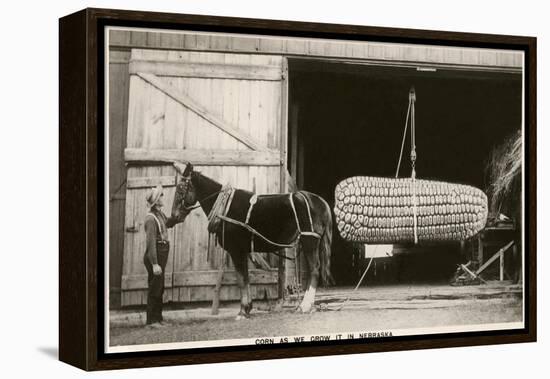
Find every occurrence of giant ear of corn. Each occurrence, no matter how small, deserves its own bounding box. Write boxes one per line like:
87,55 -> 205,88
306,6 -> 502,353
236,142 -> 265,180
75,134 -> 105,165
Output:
334,177 -> 488,243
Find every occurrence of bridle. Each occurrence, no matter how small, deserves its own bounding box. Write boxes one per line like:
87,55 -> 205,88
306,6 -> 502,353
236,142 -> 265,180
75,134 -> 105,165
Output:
177,171 -> 222,212
176,174 -> 200,211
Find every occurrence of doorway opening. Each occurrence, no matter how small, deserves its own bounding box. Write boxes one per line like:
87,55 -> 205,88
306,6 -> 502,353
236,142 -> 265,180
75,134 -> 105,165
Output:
287,58 -> 522,286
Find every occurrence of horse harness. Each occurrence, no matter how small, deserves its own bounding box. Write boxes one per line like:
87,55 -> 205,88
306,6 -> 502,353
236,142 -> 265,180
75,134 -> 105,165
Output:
207,186 -> 321,257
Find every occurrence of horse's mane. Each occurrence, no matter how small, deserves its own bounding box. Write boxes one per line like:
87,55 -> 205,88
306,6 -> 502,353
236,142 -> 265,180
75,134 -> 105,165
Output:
193,170 -> 222,190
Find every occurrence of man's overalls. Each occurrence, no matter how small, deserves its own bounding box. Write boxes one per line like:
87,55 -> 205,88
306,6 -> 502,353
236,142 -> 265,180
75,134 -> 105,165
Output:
143,210 -> 171,325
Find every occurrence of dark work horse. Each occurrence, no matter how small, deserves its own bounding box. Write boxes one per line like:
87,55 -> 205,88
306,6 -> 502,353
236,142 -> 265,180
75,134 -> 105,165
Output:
171,161 -> 333,319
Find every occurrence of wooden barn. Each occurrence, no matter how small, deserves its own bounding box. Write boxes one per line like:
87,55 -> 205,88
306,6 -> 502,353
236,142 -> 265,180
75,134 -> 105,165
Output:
108,28 -> 523,308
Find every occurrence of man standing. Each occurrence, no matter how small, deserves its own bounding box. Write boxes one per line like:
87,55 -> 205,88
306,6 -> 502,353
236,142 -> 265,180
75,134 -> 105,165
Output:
144,184 -> 189,327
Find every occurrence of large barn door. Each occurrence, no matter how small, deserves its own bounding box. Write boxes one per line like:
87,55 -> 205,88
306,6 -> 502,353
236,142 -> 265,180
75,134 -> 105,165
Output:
121,49 -> 287,306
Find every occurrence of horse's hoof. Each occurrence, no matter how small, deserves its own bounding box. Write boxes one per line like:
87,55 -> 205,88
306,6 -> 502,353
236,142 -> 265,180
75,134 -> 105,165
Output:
298,304 -> 316,313
235,314 -> 249,321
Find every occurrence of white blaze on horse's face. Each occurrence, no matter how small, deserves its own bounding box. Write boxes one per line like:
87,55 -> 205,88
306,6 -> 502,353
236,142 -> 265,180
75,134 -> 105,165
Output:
173,161 -> 188,176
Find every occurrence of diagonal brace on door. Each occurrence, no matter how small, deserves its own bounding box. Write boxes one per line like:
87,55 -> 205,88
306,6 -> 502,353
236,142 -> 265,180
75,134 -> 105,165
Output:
137,72 -> 266,151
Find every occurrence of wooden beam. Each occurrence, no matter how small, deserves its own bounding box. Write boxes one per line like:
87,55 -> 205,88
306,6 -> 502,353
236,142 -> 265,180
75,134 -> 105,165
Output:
124,148 -> 281,166
121,269 -> 278,290
460,264 -> 488,285
126,175 -> 176,189
136,72 -> 264,150
250,252 -> 272,271
476,241 -> 514,275
129,60 -> 283,81
174,269 -> 277,287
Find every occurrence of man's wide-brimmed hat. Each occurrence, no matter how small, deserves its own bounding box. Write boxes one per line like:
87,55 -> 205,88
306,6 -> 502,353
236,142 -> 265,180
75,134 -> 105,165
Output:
146,184 -> 163,207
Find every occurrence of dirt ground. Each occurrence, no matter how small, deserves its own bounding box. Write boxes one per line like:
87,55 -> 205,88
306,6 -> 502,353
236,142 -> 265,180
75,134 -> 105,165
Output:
109,283 -> 523,347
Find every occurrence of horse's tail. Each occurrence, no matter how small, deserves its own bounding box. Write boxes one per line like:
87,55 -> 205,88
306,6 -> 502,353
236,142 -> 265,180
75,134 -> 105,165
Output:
318,198 -> 333,286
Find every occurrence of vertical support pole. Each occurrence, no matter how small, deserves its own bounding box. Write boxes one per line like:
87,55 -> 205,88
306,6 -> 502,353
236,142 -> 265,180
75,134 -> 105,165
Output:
289,104 -> 299,183
477,233 -> 484,270
211,250 -> 226,315
459,240 -> 466,261
278,58 -> 289,300
500,250 -> 505,281
513,243 -> 520,283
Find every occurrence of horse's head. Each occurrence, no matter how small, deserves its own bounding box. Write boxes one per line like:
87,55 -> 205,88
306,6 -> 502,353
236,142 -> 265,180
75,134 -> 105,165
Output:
171,161 -> 198,219
173,160 -> 224,217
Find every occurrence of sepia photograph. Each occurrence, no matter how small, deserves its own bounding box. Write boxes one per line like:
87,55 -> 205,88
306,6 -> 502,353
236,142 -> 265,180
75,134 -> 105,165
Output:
104,25 -> 525,354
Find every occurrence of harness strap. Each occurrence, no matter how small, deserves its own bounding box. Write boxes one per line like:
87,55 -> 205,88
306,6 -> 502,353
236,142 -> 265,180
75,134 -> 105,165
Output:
244,192 -> 320,256
216,191 -> 321,260
300,231 -> 321,237
296,192 -> 315,233
184,203 -> 201,212
224,187 -> 236,216
288,193 -> 301,233
245,194 -> 257,224
217,215 -> 302,248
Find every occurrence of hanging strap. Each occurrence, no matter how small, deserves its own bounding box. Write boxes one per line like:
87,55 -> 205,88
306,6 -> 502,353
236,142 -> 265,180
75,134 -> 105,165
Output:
395,87 -> 419,244
409,88 -> 418,244
395,95 -> 412,179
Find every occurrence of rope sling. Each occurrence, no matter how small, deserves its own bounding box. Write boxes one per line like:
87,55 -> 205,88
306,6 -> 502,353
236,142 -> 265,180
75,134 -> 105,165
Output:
337,87 -> 419,311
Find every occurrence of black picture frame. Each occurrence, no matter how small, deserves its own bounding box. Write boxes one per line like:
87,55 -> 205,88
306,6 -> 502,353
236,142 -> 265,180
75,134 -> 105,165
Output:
59,8 -> 536,371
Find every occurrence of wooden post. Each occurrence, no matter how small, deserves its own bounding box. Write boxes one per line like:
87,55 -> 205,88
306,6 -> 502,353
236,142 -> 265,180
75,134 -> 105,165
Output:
476,233 -> 484,270
499,250 -> 504,281
278,58 -> 290,301
211,250 -> 226,315
289,104 -> 299,181
513,243 -> 521,283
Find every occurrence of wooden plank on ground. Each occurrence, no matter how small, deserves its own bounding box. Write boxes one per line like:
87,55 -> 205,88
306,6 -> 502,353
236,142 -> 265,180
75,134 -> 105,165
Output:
124,148 -> 280,166
136,72 -> 265,150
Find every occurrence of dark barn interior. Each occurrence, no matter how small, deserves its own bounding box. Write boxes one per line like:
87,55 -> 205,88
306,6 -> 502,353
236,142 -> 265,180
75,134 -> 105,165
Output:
287,58 -> 522,286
